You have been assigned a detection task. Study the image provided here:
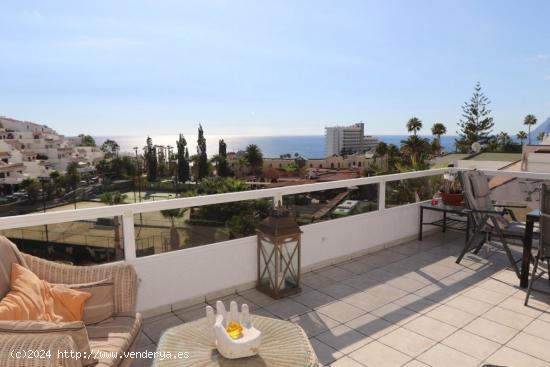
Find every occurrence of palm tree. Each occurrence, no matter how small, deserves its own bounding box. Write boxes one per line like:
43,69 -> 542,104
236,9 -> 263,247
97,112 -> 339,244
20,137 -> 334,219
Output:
244,144 -> 264,175
400,135 -> 430,164
538,132 -> 547,143
524,114 -> 538,144
161,208 -> 187,251
406,117 -> 423,136
100,191 -> 127,259
497,131 -> 512,150
375,142 -> 388,157
431,123 -> 447,141
516,131 -> 527,145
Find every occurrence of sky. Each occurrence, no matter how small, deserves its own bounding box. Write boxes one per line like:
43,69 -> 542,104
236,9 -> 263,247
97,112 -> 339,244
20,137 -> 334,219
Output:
0,0 -> 549,137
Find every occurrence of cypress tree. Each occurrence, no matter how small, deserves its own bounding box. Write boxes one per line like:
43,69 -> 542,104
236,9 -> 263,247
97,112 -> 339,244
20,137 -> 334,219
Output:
217,139 -> 231,177
196,124 -> 208,180
145,136 -> 158,181
176,134 -> 190,183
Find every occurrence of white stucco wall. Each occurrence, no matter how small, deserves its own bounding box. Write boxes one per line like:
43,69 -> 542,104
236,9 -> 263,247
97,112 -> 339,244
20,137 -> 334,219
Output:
133,201 -> 440,312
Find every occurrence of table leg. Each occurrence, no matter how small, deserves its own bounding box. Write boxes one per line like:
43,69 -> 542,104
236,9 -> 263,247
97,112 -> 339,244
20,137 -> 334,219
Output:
465,214 -> 470,244
520,217 -> 534,288
418,206 -> 424,241
443,211 -> 447,233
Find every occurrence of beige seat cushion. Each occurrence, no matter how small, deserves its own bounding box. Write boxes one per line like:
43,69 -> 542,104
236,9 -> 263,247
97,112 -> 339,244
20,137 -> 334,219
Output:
0,236 -> 27,299
0,320 -> 97,366
63,279 -> 115,325
88,313 -> 142,367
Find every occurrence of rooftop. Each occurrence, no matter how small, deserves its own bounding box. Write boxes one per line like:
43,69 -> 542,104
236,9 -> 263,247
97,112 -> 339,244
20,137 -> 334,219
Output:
135,232 -> 550,367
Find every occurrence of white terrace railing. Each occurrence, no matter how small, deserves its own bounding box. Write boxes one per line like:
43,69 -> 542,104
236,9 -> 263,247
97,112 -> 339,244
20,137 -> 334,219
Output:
0,167 -> 449,260
1,167 -> 550,312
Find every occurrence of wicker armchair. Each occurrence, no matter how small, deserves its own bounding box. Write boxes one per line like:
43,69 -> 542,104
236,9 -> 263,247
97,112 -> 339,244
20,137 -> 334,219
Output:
0,236 -> 141,367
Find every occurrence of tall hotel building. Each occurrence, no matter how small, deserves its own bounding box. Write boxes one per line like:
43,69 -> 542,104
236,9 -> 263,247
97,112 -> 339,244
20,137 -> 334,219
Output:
325,122 -> 365,156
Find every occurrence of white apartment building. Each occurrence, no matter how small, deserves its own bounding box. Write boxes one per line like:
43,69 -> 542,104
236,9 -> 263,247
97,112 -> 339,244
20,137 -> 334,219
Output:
325,122 -> 365,156
0,116 -> 104,192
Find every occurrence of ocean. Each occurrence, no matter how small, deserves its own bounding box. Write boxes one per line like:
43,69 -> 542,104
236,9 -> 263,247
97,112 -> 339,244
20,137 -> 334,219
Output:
94,135 -> 459,159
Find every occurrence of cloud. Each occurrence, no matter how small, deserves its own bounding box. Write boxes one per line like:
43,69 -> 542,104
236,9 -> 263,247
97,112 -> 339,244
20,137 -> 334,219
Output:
536,54 -> 547,60
545,75 -> 550,80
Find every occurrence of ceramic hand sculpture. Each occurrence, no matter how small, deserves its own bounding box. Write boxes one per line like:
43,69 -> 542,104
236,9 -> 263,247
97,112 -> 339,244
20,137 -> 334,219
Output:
205,301 -> 262,359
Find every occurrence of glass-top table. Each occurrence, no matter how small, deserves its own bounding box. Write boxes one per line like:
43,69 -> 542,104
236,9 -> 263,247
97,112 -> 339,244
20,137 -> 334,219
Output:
418,201 -> 471,243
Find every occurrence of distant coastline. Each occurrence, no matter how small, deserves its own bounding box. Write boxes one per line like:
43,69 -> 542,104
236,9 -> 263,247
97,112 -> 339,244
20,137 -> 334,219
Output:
94,134 -> 460,158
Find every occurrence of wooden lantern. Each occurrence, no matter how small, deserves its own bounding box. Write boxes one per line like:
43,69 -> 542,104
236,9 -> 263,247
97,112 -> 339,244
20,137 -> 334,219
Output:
256,206 -> 302,298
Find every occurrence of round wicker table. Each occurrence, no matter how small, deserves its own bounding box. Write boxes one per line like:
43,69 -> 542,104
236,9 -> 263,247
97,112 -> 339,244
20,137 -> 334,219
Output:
154,315 -> 319,367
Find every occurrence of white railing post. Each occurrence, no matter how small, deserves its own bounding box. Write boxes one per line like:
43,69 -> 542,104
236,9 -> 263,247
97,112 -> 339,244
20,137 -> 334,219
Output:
122,211 -> 136,262
378,180 -> 386,211
273,191 -> 283,208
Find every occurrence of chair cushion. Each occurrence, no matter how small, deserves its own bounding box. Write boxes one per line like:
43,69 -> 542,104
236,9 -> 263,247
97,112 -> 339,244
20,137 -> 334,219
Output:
0,263 -> 91,322
63,279 -> 115,325
88,313 -> 142,367
0,320 -> 97,366
0,236 -> 27,299
491,221 -> 531,238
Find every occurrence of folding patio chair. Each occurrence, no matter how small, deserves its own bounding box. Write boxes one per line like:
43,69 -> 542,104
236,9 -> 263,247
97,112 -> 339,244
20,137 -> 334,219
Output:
525,183 -> 550,306
456,170 -> 527,277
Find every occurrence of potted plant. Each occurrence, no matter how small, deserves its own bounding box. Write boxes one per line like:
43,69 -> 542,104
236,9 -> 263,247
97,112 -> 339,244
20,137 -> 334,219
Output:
440,172 -> 463,205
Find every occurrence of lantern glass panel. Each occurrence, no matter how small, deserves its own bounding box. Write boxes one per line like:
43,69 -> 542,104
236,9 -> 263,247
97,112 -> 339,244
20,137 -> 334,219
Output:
259,238 -> 276,289
281,238 -> 299,288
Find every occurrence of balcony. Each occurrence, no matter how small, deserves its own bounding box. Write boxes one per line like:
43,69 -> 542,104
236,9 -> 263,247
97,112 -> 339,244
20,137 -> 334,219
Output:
1,168 -> 550,367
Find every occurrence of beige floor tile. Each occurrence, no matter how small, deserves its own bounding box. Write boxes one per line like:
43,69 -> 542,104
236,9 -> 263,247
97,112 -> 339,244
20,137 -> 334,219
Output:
316,266 -> 356,282
500,295 -> 545,318
349,340 -> 411,367
417,344 -> 480,367
463,317 -> 518,344
476,278 -> 520,296
402,360 -> 430,367
508,332 -> 550,363
302,272 -> 337,289
310,338 -> 344,366
462,286 -> 509,305
537,311 -> 550,323
424,304 -> 476,328
331,356 -> 366,367
264,298 -> 311,319
444,294 -> 493,316
238,289 -> 277,307
362,284 -> 408,304
142,314 -> 184,343
342,291 -> 388,312
317,324 -> 372,354
485,346 -> 550,367
371,302 -> 420,326
378,327 -> 436,357
524,318 -> 550,341
403,315 -> 457,341
345,313 -> 398,339
393,293 -> 438,314
318,301 -> 366,323
441,329 -> 500,360
292,289 -> 337,309
321,283 -> 361,299
482,306 -> 534,330
386,275 -> 427,293
288,310 -> 340,337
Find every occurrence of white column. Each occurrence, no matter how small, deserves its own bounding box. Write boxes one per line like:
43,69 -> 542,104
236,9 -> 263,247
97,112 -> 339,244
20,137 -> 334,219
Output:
273,192 -> 283,208
378,180 -> 386,211
122,210 -> 137,262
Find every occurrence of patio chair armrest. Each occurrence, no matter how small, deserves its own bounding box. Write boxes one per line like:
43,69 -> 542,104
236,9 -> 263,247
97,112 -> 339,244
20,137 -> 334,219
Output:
493,203 -> 527,209
463,208 -> 502,215
0,333 -> 82,367
22,254 -> 138,313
